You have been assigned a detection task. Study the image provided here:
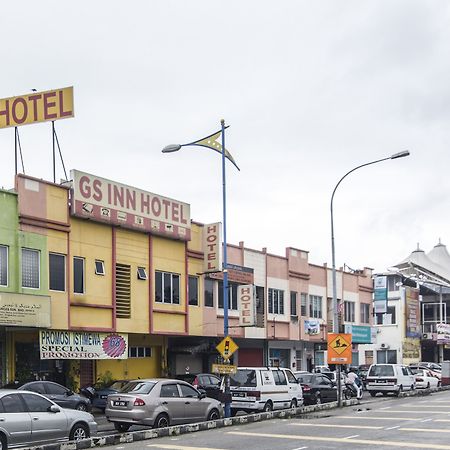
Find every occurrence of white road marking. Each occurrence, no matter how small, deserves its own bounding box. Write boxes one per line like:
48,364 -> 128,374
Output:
380,406 -> 392,409
421,418 -> 433,422
147,446 -> 227,450
292,447 -> 308,450
344,435 -> 360,439
228,431 -> 450,449
291,423 -> 383,430
385,426 -> 400,430
400,427 -> 450,434
334,415 -> 422,421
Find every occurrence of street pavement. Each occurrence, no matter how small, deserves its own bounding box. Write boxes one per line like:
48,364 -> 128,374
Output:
96,389 -> 450,449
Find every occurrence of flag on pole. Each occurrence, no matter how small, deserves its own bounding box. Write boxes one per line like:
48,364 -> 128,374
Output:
184,126 -> 240,171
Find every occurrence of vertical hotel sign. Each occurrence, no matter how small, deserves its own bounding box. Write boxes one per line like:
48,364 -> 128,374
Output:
238,285 -> 256,327
404,286 -> 420,338
373,276 -> 388,313
203,223 -> 222,273
71,170 -> 191,241
0,87 -> 74,128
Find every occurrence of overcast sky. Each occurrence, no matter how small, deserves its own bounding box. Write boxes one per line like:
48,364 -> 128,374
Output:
1,1 -> 449,273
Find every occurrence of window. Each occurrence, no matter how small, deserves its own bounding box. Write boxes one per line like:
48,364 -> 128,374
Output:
95,260 -> 105,275
45,382 -> 69,395
188,276 -> 199,306
375,351 -> 397,364
0,245 -> 8,286
268,288 -> 284,315
309,295 -> 322,319
290,291 -> 297,316
387,276 -> 401,292
204,278 -> 214,307
375,306 -> 396,325
49,253 -> 65,291
218,281 -> 238,310
344,301 -> 355,322
116,263 -> 131,318
179,384 -> 199,398
73,257 -> 85,294
361,303 -> 370,323
129,346 -> 152,358
137,267 -> 147,280
285,370 -> 297,384
1,394 -> 25,413
21,393 -> 53,412
22,248 -> 40,289
272,370 -> 287,385
155,271 -> 180,304
160,384 -> 180,397
300,293 -> 308,316
24,382 -> 46,394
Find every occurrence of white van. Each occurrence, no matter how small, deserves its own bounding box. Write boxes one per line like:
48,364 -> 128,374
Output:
228,367 -> 303,414
366,363 -> 416,397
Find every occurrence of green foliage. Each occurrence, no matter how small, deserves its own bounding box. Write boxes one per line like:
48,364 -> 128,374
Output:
96,370 -> 114,388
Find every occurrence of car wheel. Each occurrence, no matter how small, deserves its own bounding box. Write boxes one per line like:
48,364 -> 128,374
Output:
315,394 -> 322,405
231,409 -> 239,417
438,381 -> 442,388
369,391 -> 376,397
69,423 -> 90,441
290,399 -> 297,409
75,403 -> 88,411
114,422 -> 131,433
0,433 -> 7,450
154,413 -> 170,429
263,401 -> 273,412
426,382 -> 430,389
207,408 -> 220,421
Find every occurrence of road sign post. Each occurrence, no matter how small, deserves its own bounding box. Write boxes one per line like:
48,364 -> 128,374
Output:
327,333 -> 352,407
216,336 -> 239,416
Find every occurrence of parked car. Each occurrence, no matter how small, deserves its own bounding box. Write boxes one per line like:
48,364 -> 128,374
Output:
410,364 -> 442,380
411,368 -> 440,389
313,365 -> 330,374
366,364 -> 415,397
0,389 -> 97,449
295,373 -> 337,405
83,380 -> 129,411
228,367 -> 303,415
106,378 -> 223,432
7,381 -> 92,411
174,373 -> 222,401
322,371 -> 345,385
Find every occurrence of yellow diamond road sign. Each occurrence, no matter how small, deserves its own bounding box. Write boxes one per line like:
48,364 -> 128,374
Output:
216,336 -> 239,360
329,334 -> 351,355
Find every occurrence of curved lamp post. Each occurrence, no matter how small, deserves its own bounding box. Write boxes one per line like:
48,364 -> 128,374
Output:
162,120 -> 239,418
330,150 -> 410,406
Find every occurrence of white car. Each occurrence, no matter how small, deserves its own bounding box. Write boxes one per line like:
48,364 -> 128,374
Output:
412,368 -> 440,389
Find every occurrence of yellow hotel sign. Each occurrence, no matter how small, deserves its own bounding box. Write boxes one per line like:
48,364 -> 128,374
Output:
0,86 -> 74,129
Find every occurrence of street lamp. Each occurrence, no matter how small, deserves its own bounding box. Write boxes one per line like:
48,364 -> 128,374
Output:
162,120 -> 239,418
330,150 -> 410,405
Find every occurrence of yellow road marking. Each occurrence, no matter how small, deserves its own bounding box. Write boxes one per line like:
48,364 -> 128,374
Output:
228,431 -> 450,449
400,427 -> 450,433
333,415 -> 422,421
290,423 -> 383,430
147,446 -> 227,450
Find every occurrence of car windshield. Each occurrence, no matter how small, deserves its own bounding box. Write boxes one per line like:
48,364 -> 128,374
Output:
120,381 -> 156,394
368,365 -> 395,377
230,370 -> 257,387
297,374 -> 314,384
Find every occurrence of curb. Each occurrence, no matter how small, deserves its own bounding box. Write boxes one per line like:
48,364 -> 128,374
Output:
24,399 -> 359,450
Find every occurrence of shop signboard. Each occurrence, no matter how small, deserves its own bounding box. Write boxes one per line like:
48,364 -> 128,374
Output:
0,87 -> 74,129
203,222 -> 222,273
404,287 -> 420,338
208,264 -> 254,284
344,324 -> 372,344
71,170 -> 191,241
305,319 -> 320,335
373,276 -> 387,314
437,323 -> 450,345
238,284 -> 256,327
0,293 -> 50,327
40,330 -> 128,360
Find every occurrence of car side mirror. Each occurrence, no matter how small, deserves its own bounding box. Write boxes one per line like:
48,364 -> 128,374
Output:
66,390 -> 74,396
198,389 -> 207,399
48,404 -> 60,413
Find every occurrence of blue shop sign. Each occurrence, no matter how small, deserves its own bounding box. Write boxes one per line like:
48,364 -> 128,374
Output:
344,324 -> 372,344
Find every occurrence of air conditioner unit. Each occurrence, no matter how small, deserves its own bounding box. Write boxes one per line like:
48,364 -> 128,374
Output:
422,333 -> 429,340
380,343 -> 390,349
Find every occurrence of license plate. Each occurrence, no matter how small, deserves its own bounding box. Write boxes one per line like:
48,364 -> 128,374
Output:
113,400 -> 128,406
100,395 -> 107,399
377,380 -> 386,383
233,393 -> 245,398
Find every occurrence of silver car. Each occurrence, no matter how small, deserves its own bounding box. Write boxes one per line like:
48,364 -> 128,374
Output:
105,378 -> 224,432
0,389 -> 97,449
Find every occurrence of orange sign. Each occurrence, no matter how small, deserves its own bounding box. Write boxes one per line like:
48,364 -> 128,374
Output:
216,336 -> 239,360
327,333 -> 352,365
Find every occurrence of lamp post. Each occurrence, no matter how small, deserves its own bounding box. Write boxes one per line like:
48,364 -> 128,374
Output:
330,150 -> 410,406
162,120 -> 239,418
